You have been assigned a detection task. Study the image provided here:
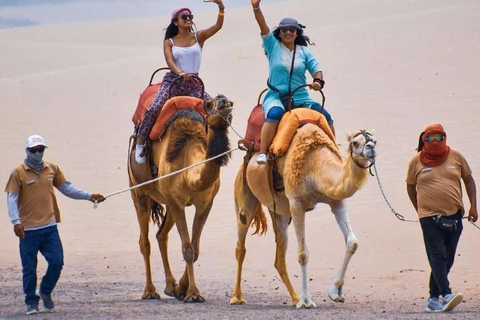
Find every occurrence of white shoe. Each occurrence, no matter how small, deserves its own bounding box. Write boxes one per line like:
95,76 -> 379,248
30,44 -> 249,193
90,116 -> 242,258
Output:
135,144 -> 146,164
256,153 -> 267,164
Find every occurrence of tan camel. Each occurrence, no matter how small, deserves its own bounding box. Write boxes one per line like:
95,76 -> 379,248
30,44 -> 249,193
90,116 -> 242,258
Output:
128,94 -> 233,302
230,125 -> 377,308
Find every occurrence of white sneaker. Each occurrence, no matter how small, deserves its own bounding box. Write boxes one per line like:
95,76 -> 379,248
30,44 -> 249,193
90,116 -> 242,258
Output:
135,144 -> 146,164
256,153 -> 267,164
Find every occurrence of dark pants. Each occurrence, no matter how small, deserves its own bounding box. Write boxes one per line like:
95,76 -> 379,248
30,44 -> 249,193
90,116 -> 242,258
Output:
19,225 -> 64,305
420,211 -> 463,298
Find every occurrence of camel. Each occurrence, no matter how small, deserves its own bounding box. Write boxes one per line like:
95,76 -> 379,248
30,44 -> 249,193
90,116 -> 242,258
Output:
230,125 -> 377,308
128,94 -> 233,302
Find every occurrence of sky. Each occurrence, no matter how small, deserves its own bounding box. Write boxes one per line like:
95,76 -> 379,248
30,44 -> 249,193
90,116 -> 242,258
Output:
0,0 -> 281,28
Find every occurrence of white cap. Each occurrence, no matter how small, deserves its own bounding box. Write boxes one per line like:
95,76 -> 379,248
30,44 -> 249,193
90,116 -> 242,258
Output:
26,134 -> 47,148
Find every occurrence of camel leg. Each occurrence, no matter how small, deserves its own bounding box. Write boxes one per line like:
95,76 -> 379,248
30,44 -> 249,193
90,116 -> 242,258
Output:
131,192 -> 160,299
269,210 -> 299,305
155,209 -> 177,297
290,200 -> 315,309
168,202 -> 202,303
328,200 -> 358,303
174,201 -> 213,302
230,167 -> 262,305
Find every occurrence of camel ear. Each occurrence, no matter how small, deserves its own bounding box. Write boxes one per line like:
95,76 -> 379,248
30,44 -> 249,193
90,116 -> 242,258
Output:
204,99 -> 214,112
370,128 -> 375,135
345,130 -> 353,141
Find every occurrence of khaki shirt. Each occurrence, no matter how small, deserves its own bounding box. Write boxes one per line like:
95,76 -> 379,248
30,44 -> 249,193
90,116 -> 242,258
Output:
406,148 -> 471,219
5,161 -> 66,229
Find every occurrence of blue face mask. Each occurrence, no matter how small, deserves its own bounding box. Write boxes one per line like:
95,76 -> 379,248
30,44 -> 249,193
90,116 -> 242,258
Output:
25,149 -> 44,171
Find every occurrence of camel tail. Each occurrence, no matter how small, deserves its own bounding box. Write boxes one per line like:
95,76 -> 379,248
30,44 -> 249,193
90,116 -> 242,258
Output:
250,203 -> 268,236
151,201 -> 165,228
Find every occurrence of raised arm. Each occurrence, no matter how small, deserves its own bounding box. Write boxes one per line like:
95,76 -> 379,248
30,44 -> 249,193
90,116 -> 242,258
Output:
197,0 -> 225,47
251,0 -> 269,36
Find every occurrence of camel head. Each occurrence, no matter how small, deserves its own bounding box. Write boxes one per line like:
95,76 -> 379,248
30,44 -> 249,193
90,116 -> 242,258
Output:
346,129 -> 377,168
204,94 -> 233,129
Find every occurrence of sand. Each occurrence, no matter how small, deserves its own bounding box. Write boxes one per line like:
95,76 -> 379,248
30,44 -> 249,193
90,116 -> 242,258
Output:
1,0 -> 479,319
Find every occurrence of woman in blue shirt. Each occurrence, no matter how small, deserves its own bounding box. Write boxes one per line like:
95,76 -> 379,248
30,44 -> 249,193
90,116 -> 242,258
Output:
251,0 -> 335,164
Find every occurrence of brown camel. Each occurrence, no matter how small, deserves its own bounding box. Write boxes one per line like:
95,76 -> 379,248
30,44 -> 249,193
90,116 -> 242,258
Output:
230,125 -> 377,308
128,94 -> 233,302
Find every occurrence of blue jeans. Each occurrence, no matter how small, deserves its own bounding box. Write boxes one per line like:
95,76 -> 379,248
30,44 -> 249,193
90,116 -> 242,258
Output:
420,211 -> 463,298
19,225 -> 64,305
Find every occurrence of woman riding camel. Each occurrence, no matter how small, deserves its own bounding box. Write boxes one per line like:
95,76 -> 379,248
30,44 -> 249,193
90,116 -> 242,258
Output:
135,1 -> 225,164
251,0 -> 335,164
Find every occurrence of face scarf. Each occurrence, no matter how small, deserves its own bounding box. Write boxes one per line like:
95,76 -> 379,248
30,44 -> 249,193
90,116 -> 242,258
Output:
419,123 -> 450,167
25,149 -> 45,172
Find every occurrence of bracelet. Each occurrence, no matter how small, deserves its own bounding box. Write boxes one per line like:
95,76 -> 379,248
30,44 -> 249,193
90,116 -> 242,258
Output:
253,6 -> 260,11
218,11 -> 225,16
313,78 -> 325,87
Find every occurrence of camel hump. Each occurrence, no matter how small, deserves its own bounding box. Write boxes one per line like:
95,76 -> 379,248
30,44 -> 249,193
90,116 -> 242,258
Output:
132,82 -> 163,125
150,96 -> 206,140
270,108 -> 336,157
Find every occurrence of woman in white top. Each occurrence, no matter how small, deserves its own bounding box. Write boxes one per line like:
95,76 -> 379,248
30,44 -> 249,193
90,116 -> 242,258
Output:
136,1 -> 225,164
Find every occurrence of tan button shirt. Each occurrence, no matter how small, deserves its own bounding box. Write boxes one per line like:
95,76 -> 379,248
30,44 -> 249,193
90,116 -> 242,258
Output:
5,161 -> 66,229
406,148 -> 472,219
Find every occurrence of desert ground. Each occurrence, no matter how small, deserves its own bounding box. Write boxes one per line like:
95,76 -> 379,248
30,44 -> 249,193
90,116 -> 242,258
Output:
1,0 -> 479,319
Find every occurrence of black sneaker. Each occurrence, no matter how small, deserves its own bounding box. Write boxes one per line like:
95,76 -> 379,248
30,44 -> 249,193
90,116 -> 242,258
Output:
36,289 -> 55,312
26,302 -> 39,315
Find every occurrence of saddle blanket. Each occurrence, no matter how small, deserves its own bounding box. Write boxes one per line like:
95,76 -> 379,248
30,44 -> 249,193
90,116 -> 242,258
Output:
242,106 -> 336,157
132,83 -> 206,140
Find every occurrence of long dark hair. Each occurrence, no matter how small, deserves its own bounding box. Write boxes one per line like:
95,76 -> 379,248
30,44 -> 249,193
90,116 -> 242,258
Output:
272,26 -> 314,47
164,21 -> 196,40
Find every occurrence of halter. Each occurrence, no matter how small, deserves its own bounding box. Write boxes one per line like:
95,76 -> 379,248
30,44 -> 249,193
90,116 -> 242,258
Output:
349,130 -> 375,174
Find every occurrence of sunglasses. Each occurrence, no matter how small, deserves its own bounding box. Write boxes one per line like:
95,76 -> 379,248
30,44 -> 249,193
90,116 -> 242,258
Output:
180,14 -> 194,21
28,146 -> 45,153
425,134 -> 444,142
280,26 -> 297,34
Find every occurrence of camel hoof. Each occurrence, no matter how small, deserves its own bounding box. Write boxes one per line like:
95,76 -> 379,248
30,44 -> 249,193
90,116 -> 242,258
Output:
230,296 -> 247,305
329,294 -> 345,303
184,295 -> 205,303
296,298 -> 316,309
164,287 -> 176,298
329,286 -> 345,303
142,293 -> 161,300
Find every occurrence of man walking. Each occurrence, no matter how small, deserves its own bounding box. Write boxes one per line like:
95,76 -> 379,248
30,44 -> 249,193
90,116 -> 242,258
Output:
5,134 -> 105,315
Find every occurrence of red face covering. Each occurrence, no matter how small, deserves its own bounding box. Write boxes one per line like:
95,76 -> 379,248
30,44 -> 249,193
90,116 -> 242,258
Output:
419,123 -> 450,167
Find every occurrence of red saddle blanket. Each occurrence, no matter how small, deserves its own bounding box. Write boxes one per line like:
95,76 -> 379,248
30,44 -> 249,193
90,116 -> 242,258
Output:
243,106 -> 336,156
242,104 -> 265,152
132,82 -> 162,125
132,83 -> 206,140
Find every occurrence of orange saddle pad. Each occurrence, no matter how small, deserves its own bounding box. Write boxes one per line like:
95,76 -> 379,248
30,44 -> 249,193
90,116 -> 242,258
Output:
132,82 -> 162,125
243,104 -> 265,152
150,96 -> 206,140
270,108 -> 336,156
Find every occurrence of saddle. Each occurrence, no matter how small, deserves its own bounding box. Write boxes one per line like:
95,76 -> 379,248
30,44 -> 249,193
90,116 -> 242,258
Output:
241,106 -> 336,157
132,83 -> 207,140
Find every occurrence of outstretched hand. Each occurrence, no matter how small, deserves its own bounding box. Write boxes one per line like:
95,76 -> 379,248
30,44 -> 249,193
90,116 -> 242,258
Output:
251,0 -> 261,8
90,193 -> 105,203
